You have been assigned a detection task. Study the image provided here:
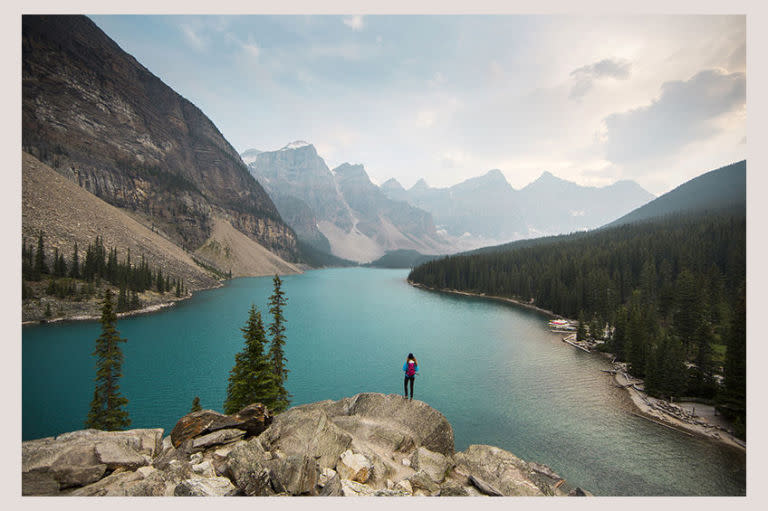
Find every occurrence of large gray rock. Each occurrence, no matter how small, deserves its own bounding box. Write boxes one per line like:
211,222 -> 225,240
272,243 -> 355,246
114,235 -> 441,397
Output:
454,445 -> 544,496
263,455 -> 319,495
297,393 -> 455,457
21,428 -> 163,494
221,437 -> 273,496
258,407 -> 352,469
411,446 -> 452,483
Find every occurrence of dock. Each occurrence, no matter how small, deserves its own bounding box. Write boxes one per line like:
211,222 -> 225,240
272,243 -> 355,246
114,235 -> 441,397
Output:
561,334 -> 591,353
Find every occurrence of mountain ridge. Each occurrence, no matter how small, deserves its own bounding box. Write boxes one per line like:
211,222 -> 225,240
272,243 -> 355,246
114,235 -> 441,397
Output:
22,14 -> 298,261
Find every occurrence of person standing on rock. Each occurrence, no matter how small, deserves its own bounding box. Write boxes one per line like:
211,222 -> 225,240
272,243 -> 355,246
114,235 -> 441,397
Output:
403,353 -> 418,400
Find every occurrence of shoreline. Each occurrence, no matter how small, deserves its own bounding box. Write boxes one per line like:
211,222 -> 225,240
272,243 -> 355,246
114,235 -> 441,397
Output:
21,281 -> 224,326
407,280 -> 560,318
407,280 -> 746,453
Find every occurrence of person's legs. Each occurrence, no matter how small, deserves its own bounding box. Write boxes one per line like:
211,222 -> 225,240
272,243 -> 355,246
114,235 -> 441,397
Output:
408,376 -> 414,399
404,376 -> 408,397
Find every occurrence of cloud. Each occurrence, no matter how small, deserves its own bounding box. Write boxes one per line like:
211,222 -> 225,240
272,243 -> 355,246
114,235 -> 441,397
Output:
242,41 -> 261,59
570,58 -> 631,99
602,68 -> 745,164
180,24 -> 207,51
343,15 -> 364,31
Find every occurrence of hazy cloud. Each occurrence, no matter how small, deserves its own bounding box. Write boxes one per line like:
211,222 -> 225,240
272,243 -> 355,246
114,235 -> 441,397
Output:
180,24 -> 207,51
603,69 -> 745,164
343,15 -> 364,31
242,41 -> 261,59
570,58 -> 631,99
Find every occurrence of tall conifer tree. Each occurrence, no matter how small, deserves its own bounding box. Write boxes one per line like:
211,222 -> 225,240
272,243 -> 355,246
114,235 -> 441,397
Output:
224,305 -> 277,414
85,289 -> 131,430
268,275 -> 290,412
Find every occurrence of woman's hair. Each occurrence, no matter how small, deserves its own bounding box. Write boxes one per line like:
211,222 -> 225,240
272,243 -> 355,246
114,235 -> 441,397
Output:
407,353 -> 417,363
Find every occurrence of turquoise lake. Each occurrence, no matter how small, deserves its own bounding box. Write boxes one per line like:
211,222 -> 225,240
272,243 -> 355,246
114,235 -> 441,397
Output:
22,268 -> 745,496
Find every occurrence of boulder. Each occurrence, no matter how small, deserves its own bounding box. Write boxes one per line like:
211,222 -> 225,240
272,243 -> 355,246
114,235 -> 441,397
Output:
21,428 -> 163,494
70,470 -> 144,496
170,404 -> 272,448
173,477 -> 239,496
302,393 -> 455,457
221,437 -> 273,496
410,446 -> 452,483
454,445 -> 544,496
258,408 -> 352,469
264,455 -> 319,495
336,450 -> 373,483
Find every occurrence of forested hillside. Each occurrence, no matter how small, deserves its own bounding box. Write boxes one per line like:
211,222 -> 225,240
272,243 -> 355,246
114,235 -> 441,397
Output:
408,207 -> 746,435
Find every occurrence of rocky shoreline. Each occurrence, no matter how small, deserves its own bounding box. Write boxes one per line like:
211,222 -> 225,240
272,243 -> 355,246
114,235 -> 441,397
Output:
407,281 -> 745,452
606,361 -> 745,452
22,393 -> 590,497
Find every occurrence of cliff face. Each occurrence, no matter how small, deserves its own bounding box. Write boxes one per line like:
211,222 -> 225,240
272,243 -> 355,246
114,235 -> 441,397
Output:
22,15 -> 297,260
21,393 -> 590,497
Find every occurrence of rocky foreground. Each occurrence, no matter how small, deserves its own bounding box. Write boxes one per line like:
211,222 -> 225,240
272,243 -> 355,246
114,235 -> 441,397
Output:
22,393 -> 589,497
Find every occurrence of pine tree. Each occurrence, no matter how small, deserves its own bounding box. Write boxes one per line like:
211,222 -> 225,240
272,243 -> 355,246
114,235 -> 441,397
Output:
85,289 -> 131,430
576,310 -> 587,341
117,283 -> 128,313
130,290 -> 141,310
267,275 -> 290,412
721,283 -> 746,435
190,396 -> 202,412
224,305 -> 277,414
33,231 -> 46,280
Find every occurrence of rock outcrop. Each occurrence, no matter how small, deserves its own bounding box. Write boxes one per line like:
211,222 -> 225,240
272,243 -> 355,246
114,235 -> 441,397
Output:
21,393 -> 590,497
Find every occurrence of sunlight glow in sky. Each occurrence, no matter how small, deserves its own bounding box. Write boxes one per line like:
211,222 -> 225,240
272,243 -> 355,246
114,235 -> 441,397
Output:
89,14 -> 746,195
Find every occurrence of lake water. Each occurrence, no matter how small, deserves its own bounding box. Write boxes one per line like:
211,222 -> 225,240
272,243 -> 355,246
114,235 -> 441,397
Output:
22,268 -> 745,495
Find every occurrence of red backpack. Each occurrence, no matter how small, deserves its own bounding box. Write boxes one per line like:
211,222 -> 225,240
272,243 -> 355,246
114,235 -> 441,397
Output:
406,360 -> 416,376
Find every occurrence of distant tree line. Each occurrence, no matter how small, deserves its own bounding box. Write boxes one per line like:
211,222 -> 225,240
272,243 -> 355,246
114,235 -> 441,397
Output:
22,231 -> 186,312
408,210 -> 746,437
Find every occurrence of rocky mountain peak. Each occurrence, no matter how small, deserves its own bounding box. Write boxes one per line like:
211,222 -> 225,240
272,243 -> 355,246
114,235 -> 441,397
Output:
381,178 -> 406,192
333,163 -> 371,183
410,178 -> 430,192
280,140 -> 315,152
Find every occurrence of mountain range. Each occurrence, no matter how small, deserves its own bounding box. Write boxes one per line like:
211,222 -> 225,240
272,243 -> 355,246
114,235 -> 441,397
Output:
246,143 -> 451,262
382,170 -> 655,245
245,142 -> 656,261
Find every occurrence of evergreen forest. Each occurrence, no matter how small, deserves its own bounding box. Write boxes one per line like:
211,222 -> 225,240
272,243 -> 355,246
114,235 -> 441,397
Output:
22,232 -> 186,313
408,208 -> 746,436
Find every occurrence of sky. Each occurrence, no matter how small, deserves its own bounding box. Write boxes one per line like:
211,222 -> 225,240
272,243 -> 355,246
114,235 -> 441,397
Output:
88,14 -> 746,196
